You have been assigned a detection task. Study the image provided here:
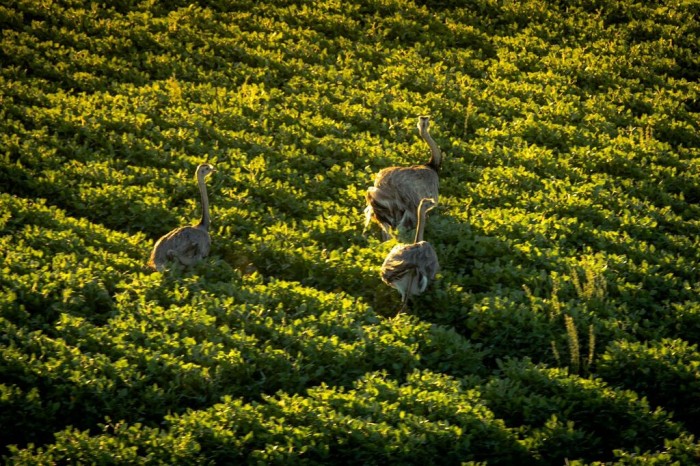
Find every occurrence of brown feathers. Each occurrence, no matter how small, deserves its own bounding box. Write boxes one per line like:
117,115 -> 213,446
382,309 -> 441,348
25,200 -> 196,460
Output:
148,163 -> 216,271
365,116 -> 442,240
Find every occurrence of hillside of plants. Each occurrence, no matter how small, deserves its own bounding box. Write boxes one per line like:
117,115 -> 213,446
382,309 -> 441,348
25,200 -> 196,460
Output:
1,0 -> 699,463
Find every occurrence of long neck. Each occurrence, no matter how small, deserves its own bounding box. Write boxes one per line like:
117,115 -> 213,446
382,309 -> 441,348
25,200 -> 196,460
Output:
414,205 -> 428,243
197,174 -> 210,230
421,128 -> 442,171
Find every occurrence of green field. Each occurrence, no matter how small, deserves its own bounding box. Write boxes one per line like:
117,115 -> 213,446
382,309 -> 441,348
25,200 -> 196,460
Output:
2,0 -> 700,463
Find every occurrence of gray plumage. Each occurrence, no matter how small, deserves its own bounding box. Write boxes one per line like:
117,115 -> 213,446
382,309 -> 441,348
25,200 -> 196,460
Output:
381,197 -> 440,311
365,115 -> 442,240
148,163 -> 216,271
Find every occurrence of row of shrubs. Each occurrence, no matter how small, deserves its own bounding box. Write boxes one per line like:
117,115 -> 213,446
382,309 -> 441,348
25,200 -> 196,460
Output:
2,0 -> 699,463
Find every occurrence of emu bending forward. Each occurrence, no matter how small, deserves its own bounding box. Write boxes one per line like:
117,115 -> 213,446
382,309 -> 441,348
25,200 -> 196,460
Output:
365,116 -> 442,240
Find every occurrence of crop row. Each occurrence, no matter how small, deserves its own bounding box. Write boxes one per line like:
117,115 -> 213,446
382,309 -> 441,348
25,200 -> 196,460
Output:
2,0 -> 699,463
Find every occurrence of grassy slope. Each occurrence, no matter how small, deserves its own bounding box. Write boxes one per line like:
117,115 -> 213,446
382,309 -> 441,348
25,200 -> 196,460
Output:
1,0 -> 700,463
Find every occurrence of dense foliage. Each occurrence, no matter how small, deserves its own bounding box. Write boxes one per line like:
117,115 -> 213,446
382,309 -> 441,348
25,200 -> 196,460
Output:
1,0 -> 699,463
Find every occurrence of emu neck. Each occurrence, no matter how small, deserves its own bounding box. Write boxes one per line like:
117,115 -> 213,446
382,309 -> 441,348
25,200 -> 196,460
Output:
414,206 -> 428,244
197,173 -> 210,230
421,129 -> 442,171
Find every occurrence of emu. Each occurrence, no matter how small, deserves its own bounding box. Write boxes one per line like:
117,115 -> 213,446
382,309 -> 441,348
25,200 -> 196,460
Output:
148,163 -> 216,271
380,197 -> 440,312
365,115 -> 442,240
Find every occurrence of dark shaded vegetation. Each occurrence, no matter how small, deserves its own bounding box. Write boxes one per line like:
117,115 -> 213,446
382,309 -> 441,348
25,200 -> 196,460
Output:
1,0 -> 699,463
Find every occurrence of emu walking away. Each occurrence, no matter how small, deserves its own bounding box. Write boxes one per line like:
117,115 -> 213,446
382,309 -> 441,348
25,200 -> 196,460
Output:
365,115 -> 442,240
380,197 -> 440,312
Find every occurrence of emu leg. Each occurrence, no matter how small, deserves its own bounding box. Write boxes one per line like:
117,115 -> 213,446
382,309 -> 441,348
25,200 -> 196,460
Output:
399,272 -> 415,314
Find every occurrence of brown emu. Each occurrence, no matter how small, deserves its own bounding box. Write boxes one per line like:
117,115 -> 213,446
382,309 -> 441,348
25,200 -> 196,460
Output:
148,163 -> 216,271
365,116 -> 442,240
380,197 -> 440,312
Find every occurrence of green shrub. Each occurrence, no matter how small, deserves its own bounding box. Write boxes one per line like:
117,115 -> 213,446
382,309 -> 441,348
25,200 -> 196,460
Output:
476,358 -> 685,463
2,0 -> 700,463
598,339 -> 700,433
